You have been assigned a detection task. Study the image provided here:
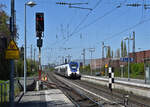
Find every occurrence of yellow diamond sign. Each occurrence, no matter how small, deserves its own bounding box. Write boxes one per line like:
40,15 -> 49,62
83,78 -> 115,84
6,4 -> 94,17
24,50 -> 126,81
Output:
105,64 -> 108,68
5,40 -> 19,59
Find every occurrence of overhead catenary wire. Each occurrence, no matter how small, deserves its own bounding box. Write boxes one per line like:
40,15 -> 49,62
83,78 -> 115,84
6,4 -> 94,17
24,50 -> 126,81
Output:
62,1 -> 128,45
46,0 -> 150,64
50,0 -> 127,50
50,0 -> 102,46
69,0 -> 103,38
103,17 -> 150,42
65,0 -> 150,47
71,5 -> 121,36
49,0 -> 146,57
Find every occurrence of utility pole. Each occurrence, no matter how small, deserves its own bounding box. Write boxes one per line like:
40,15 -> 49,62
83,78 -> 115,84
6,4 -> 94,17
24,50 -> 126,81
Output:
66,55 -> 72,63
30,44 -> 32,72
34,48 -> 36,71
102,42 -> 104,59
89,48 -> 95,75
132,31 -> 135,62
124,35 -> 132,81
10,0 -> 15,107
82,48 -> 85,68
101,42 -> 104,74
128,36 -> 130,81
102,42 -> 110,77
31,45 -> 32,61
68,55 -> 72,62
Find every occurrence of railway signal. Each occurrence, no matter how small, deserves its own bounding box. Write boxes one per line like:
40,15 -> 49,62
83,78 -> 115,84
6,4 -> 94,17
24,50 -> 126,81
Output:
35,12 -> 44,90
36,13 -> 44,32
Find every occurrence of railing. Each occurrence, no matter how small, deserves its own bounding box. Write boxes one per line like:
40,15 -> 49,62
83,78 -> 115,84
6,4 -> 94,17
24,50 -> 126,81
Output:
0,78 -> 21,105
0,81 -> 9,104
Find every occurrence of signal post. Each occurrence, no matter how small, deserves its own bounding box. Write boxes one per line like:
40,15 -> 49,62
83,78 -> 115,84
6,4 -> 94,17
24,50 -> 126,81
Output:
36,12 -> 44,90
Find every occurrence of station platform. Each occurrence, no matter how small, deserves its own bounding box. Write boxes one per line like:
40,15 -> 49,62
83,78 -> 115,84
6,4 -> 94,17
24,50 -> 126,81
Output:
16,89 -> 75,107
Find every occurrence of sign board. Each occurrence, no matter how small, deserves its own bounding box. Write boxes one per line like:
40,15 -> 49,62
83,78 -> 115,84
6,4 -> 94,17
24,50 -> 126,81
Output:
145,67 -> 150,84
120,57 -> 134,62
5,40 -> 19,59
120,65 -> 124,67
105,64 -> 108,68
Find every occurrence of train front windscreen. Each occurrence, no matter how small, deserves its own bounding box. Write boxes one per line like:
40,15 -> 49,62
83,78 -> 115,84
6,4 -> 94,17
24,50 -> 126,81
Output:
70,63 -> 78,70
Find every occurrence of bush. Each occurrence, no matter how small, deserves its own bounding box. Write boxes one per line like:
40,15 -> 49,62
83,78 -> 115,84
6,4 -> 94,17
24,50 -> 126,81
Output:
130,63 -> 144,75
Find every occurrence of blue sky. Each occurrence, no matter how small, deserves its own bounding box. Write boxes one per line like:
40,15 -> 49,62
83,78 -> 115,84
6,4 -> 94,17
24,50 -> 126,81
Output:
1,0 -> 150,65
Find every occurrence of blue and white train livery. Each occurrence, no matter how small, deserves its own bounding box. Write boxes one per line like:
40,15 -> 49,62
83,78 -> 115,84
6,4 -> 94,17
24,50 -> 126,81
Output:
55,62 -> 81,79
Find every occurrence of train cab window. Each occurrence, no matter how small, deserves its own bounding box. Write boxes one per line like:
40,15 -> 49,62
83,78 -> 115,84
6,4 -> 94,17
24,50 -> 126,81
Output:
65,67 -> 67,71
70,63 -> 78,70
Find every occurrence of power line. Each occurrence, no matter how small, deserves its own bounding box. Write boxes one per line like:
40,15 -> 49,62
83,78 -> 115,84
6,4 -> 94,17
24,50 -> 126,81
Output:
68,0 -> 128,39
50,0 -> 102,46
64,3 -> 124,43
69,0 -> 102,38
72,5 -> 121,35
103,17 -> 150,42
69,5 -> 92,11
66,3 -> 150,44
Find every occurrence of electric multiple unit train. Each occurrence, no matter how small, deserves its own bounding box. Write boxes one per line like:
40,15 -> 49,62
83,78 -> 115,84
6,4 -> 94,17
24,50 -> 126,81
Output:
55,62 -> 81,79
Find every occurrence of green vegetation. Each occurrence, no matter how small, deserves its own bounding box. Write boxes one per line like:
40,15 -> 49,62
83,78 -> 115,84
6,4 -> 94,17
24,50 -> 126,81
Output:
80,63 -> 145,79
15,58 -> 39,77
106,46 -> 111,58
0,79 -> 23,103
114,63 -> 145,79
0,4 -> 11,80
80,64 -> 91,75
49,67 -> 55,72
0,4 -> 10,36
0,4 -> 39,80
121,40 -> 127,57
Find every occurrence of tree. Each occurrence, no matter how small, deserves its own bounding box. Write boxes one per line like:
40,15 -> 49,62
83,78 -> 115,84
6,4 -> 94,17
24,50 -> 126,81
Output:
106,46 -> 111,58
121,40 -> 124,57
124,42 -> 127,57
111,50 -> 113,58
115,48 -> 120,58
0,5 -> 10,80
0,5 -> 10,37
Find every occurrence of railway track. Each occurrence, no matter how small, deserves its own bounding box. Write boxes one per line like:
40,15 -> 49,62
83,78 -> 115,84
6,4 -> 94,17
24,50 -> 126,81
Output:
52,75 -> 123,107
46,72 -> 101,107
43,72 -> 150,107
70,78 -> 150,107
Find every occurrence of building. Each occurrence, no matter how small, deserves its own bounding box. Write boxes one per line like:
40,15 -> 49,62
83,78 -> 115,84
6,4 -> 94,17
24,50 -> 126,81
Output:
130,50 -> 150,63
90,58 -> 126,70
90,50 -> 150,70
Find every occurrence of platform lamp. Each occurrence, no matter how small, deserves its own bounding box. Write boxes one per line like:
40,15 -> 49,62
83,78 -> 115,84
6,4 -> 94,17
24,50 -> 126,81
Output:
24,1 -> 36,93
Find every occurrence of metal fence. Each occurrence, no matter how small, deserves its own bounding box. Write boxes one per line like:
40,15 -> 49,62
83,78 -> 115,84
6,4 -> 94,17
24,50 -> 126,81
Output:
0,78 -> 21,105
0,81 -> 9,104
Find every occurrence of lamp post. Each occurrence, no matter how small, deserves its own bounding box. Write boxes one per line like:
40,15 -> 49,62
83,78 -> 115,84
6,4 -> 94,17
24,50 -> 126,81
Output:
24,1 -> 36,93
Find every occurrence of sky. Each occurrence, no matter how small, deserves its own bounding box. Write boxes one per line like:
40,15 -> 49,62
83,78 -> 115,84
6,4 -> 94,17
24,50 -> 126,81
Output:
1,0 -> 150,65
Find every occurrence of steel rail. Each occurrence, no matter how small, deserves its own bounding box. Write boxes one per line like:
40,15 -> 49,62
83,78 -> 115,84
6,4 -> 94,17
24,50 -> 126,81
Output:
46,72 -> 102,107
